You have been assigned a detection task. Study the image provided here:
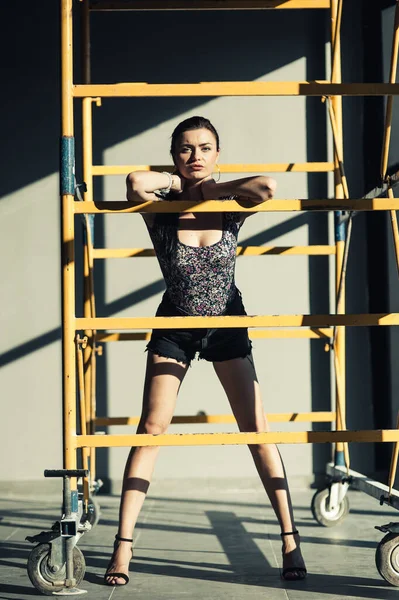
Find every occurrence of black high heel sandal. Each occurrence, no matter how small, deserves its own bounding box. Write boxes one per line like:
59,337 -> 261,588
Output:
104,534 -> 133,586
280,530 -> 307,581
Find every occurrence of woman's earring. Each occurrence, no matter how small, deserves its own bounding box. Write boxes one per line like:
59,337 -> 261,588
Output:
213,164 -> 221,183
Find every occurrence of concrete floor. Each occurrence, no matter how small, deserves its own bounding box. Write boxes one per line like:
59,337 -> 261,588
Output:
1,478 -> 399,599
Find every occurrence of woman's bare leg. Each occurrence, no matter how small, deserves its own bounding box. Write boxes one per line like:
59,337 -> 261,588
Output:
213,354 -> 306,579
105,351 -> 189,584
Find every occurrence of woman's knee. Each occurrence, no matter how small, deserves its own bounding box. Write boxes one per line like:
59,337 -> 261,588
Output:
139,419 -> 169,436
241,420 -> 270,453
239,416 -> 268,435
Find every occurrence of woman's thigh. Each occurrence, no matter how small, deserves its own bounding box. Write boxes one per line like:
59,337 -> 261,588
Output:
139,351 -> 190,433
213,354 -> 269,433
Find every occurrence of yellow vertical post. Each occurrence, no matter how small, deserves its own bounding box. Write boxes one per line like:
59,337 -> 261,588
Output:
82,235 -> 92,433
83,214 -> 98,482
61,0 -> 77,471
331,0 -> 346,467
81,0 -> 99,485
381,0 -> 399,280
91,340 -> 98,483
82,97 -> 94,443
76,337 -> 90,510
380,0 -> 399,495
81,0 -> 91,86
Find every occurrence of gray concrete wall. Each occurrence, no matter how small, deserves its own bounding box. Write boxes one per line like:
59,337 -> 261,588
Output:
0,1 -> 379,492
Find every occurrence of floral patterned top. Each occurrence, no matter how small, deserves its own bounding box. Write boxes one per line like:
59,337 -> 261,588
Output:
147,213 -> 243,315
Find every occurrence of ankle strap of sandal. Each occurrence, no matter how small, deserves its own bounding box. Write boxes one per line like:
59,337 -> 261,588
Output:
280,530 -> 299,537
115,534 -> 133,543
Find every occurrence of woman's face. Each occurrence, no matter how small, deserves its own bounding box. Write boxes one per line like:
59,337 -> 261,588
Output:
173,128 -> 220,183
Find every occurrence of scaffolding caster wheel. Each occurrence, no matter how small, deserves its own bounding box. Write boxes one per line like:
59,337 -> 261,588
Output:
376,533 -> 399,587
27,543 -> 86,596
311,487 -> 349,527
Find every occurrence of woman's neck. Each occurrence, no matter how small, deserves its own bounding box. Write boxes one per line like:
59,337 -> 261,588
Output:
183,180 -> 204,201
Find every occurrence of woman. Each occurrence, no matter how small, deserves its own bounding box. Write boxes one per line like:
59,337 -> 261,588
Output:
104,116 -> 307,585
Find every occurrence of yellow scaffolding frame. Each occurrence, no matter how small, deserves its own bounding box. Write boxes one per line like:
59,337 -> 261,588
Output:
60,1 -> 399,504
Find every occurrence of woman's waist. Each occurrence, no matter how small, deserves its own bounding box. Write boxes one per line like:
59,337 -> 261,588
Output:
158,286 -> 242,317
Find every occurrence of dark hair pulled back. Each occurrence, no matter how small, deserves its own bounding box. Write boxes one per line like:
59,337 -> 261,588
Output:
170,115 -> 220,159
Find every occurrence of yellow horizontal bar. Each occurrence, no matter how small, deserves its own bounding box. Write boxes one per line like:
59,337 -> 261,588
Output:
98,332 -> 152,342
93,249 -> 154,258
92,247 -> 336,258
95,411 -> 336,427
73,199 -> 399,214
96,328 -> 333,342
238,245 -> 336,255
92,162 -> 335,175
75,429 -> 399,448
77,314 -> 399,330
250,328 -> 333,338
90,1 -> 330,10
73,82 -> 399,98
92,245 -> 336,259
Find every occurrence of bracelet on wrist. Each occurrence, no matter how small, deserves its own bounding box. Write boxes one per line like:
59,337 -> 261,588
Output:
160,171 -> 173,193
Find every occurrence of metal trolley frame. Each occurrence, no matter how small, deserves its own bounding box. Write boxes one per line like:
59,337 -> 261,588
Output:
25,0 -> 399,594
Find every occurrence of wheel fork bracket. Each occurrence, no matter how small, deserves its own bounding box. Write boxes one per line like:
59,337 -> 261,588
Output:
328,480 -> 350,511
327,462 -> 399,511
375,522 -> 399,535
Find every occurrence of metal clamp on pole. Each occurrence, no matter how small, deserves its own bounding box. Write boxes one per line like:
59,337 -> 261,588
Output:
75,181 -> 87,202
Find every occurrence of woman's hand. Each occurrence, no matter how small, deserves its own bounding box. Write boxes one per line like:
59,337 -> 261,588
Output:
242,176 -> 276,203
126,170 -> 184,202
171,173 -> 185,194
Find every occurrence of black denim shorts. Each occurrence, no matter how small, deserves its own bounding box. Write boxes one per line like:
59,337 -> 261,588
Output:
146,289 -> 252,366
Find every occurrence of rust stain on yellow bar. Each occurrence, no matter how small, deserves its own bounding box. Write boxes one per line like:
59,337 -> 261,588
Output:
74,429 -> 399,448
93,246 -> 335,258
95,411 -> 336,427
73,82 -> 399,98
73,199 -> 399,214
76,314 -> 399,330
92,162 -> 335,175
96,328 -> 333,342
90,1 -> 330,11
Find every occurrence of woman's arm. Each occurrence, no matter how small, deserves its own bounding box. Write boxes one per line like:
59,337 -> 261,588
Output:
201,175 -> 276,203
126,171 -> 183,227
126,171 -> 182,202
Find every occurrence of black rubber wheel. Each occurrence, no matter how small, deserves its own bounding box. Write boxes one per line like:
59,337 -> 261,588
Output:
27,543 -> 85,596
376,533 -> 399,587
81,495 -> 101,528
311,487 -> 350,527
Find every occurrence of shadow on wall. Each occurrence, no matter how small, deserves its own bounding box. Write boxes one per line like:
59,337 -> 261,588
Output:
0,4 -> 329,198
1,3 -> 350,482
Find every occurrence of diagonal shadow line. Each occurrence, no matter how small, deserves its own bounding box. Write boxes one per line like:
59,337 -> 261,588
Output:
239,213 -> 310,247
0,328 -> 61,369
0,214 -> 311,368
103,279 -> 165,317
1,5 -> 326,200
206,510 -> 272,574
0,280 -> 165,368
